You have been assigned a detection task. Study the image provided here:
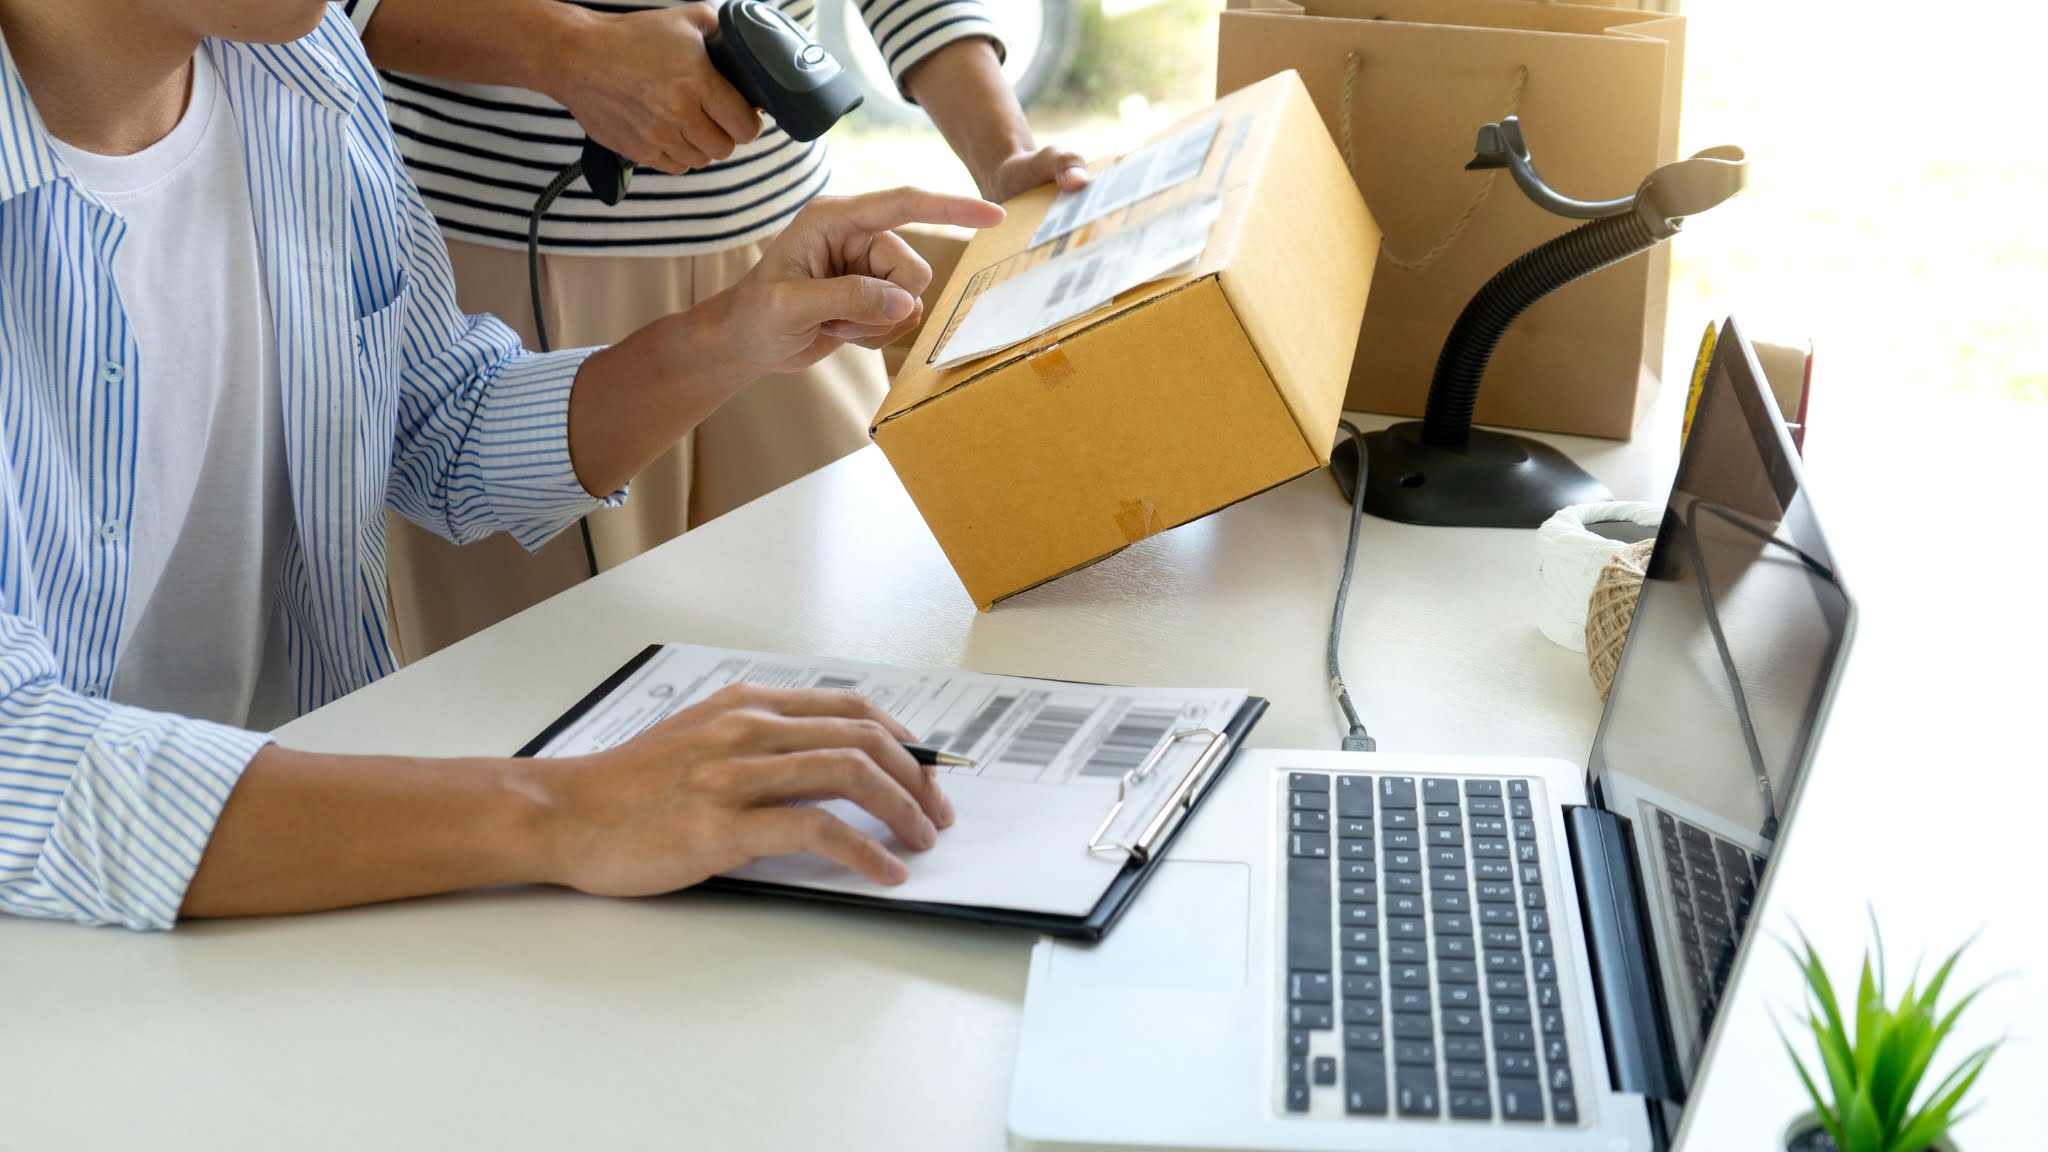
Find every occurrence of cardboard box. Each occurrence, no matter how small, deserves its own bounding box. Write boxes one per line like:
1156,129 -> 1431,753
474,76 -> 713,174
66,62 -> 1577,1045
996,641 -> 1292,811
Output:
1218,0 -> 1685,440
872,71 -> 1378,609
883,224 -> 973,380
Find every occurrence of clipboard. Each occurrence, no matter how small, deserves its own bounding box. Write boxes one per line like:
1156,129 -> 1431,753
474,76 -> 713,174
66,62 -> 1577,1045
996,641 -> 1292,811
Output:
517,644 -> 1268,941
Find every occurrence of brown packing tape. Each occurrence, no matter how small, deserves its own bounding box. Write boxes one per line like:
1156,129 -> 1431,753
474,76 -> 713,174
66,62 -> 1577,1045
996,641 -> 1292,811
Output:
1028,346 -> 1077,387
1114,499 -> 1166,545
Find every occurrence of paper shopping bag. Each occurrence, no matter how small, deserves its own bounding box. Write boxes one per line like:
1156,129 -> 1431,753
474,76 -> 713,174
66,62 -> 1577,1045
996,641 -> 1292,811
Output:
1219,0 -> 1685,438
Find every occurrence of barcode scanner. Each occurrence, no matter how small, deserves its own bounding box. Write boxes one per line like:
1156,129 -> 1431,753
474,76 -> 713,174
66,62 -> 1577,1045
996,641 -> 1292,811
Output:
578,0 -> 864,206
527,0 -> 865,581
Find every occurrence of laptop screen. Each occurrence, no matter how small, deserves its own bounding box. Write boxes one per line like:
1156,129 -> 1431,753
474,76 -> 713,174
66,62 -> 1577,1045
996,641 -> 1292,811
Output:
1585,320 -> 1854,1090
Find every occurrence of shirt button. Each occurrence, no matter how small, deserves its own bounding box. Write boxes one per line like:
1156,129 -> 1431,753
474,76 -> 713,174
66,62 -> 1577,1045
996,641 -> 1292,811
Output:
101,362 -> 124,383
99,521 -> 121,541
82,685 -> 102,699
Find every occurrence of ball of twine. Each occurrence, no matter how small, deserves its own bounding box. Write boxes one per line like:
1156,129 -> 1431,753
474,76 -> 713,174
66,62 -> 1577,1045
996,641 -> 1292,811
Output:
1586,538 -> 1657,702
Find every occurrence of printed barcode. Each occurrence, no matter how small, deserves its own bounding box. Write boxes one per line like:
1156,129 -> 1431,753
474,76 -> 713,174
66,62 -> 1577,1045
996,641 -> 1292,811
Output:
814,675 -> 861,692
1161,125 -> 1214,185
1080,706 -> 1182,777
949,692 -> 1018,756
1047,266 -> 1078,310
998,703 -> 1095,768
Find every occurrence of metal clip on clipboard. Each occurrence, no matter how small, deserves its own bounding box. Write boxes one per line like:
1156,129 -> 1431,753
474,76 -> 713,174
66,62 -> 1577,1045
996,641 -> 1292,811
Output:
1086,727 -> 1232,863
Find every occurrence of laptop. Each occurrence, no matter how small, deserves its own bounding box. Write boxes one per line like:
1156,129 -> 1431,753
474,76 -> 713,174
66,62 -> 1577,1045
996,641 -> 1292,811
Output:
1007,318 -> 1856,1151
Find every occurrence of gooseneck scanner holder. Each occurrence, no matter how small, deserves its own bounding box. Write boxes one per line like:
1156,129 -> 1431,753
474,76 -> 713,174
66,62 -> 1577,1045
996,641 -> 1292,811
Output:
1347,118 -> 1748,528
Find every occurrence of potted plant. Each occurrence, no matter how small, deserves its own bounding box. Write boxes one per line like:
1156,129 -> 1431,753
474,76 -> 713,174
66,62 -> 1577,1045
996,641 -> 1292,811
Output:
1779,923 -> 2001,1152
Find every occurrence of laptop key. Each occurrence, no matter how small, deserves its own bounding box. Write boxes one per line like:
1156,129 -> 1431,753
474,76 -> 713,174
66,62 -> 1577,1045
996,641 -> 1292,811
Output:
1290,970 -> 1333,1003
1395,1065 -> 1440,1116
1288,809 -> 1330,833
1545,1035 -> 1568,1064
1468,815 -> 1507,836
1381,809 -> 1418,831
1485,950 -> 1525,974
1492,1000 -> 1532,1023
1439,960 -> 1479,984
1467,796 -> 1505,816
1511,798 -> 1534,820
1427,826 -> 1464,849
1441,1009 -> 1483,1033
1548,1062 -> 1573,1091
1380,777 -> 1418,809
1494,1024 -> 1535,1050
1431,890 -> 1470,913
1288,1030 -> 1309,1055
1344,1025 -> 1385,1050
1385,872 -> 1422,895
1285,857 -> 1332,973
1472,838 -> 1510,858
1423,778 -> 1460,805
1483,927 -> 1523,950
1287,1054 -> 1308,1083
1314,1056 -> 1338,1086
1336,775 -> 1374,817
1289,1004 -> 1333,1030
1290,832 -> 1331,858
1480,906 -> 1518,927
1426,804 -> 1461,826
1339,859 -> 1375,881
1476,860 -> 1513,881
1463,779 -> 1502,798
1394,1040 -> 1437,1066
1531,933 -> 1553,958
1344,1052 -> 1389,1114
1488,975 -> 1529,999
1435,912 -> 1473,935
1445,1062 -> 1489,1089
1439,983 -> 1480,1009
1340,837 -> 1373,859
1337,817 -> 1373,839
1387,892 -> 1425,917
1341,904 -> 1377,927
1499,1077 -> 1543,1121
1391,988 -> 1430,1013
1507,779 -> 1530,799
1388,917 -> 1425,941
1552,1091 -> 1580,1124
1435,936 -> 1474,960
1344,951 -> 1381,974
1291,791 -> 1330,812
1344,1000 -> 1383,1025
1540,1008 -> 1566,1035
1285,1082 -> 1310,1112
1390,963 -> 1428,988
1391,1014 -> 1434,1041
1444,1037 -> 1485,1062
1389,940 -> 1426,964
1514,819 -> 1536,841
1429,846 -> 1467,869
1497,1051 -> 1538,1077
1448,1089 -> 1493,1120
1343,974 -> 1380,998
1341,880 -> 1377,904
1289,772 -> 1330,792
1344,927 -> 1378,951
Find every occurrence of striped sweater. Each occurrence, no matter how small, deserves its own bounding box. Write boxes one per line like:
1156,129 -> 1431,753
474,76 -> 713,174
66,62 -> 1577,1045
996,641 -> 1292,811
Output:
344,0 -> 1002,255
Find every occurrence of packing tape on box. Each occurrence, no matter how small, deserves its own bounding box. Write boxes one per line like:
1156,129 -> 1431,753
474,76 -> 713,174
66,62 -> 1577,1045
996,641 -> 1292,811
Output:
1534,501 -> 1663,653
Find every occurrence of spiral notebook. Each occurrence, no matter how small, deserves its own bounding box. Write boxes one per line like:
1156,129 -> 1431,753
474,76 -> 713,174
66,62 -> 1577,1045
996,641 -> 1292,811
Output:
518,643 -> 1268,940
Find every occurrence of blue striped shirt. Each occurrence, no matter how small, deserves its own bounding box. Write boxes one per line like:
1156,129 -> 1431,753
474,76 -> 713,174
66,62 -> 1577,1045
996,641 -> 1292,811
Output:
0,10 -> 610,929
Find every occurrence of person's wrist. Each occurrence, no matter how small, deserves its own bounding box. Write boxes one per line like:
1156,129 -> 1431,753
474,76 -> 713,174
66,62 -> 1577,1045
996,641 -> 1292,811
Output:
536,5 -> 613,107
499,755 -> 577,888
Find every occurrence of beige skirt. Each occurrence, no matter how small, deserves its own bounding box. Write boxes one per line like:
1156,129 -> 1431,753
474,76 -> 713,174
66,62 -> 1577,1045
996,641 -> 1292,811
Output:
383,237 -> 887,662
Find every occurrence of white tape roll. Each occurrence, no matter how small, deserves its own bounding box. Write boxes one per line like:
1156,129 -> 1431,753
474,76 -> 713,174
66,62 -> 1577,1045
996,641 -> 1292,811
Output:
1534,501 -> 1663,652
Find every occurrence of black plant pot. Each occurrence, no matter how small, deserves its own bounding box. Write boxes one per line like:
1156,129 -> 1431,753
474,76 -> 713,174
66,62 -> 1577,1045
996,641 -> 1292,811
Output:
1784,1113 -> 1957,1152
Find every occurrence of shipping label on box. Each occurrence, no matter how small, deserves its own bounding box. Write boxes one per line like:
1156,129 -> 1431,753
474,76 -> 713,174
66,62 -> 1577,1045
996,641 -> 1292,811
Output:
873,71 -> 1379,609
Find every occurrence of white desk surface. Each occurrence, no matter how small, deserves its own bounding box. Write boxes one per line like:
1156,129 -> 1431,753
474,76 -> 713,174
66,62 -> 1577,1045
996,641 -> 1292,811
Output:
1,384 -> 2041,1152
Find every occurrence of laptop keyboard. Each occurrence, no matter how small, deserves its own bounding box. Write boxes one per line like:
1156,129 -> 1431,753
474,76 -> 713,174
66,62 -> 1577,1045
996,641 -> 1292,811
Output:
1281,773 -> 1578,1124
1649,806 -> 1767,1023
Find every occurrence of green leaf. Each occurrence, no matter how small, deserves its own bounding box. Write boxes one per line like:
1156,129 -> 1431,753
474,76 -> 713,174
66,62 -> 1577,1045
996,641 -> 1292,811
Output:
1889,1045 -> 1994,1152
1797,933 -> 1854,1074
1853,953 -> 1884,1086
1871,1006 -> 1929,1133
1814,1015 -> 1857,1110
1842,1086 -> 1885,1152
1778,1019 -> 1839,1134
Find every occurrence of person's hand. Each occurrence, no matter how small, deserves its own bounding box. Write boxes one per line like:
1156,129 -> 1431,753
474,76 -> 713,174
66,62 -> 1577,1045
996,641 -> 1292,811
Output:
982,144 -> 1091,203
553,6 -> 761,174
713,186 -> 1006,374
524,683 -> 958,897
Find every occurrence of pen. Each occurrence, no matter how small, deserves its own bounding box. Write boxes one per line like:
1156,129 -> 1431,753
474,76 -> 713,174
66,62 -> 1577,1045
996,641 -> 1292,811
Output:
902,742 -> 975,768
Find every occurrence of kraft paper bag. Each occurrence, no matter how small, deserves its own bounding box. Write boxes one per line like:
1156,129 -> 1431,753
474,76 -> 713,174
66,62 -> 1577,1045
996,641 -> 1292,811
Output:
1219,0 -> 1685,439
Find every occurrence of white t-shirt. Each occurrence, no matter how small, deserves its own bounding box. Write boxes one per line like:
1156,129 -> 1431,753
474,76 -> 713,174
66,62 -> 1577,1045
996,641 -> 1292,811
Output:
52,52 -> 296,730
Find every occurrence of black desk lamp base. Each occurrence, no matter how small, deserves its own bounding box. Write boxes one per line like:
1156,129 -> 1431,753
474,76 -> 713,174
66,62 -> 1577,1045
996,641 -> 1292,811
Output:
1350,421 -> 1612,529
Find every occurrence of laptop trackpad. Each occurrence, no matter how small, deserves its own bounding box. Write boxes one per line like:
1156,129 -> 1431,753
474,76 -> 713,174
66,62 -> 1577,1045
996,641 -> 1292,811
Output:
1046,860 -> 1250,988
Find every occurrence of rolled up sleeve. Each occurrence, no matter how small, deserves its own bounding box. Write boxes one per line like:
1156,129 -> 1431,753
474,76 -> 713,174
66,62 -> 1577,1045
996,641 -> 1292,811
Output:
0,615 -> 266,930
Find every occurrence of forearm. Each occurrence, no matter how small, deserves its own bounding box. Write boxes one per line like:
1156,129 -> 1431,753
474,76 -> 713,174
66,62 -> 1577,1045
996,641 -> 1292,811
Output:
353,0 -> 596,99
564,295 -> 753,498
181,744 -> 553,919
902,38 -> 1034,199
